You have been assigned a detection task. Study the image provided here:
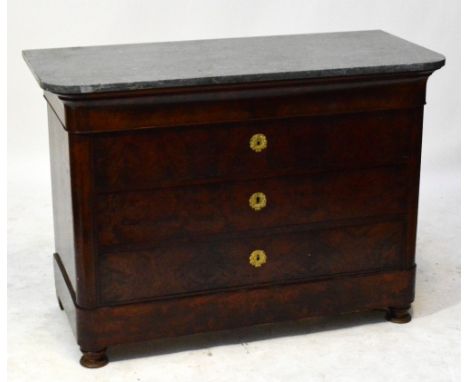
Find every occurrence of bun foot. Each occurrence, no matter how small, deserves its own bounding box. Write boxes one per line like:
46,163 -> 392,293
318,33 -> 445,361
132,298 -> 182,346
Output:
80,348 -> 109,368
386,305 -> 412,324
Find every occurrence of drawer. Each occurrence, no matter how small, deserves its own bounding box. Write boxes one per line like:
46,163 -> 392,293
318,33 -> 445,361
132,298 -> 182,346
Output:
97,166 -> 407,248
94,109 -> 414,191
99,220 -> 404,303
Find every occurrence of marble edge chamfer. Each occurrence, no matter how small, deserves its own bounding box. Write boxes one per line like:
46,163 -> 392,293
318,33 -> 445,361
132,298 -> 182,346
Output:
22,30 -> 446,96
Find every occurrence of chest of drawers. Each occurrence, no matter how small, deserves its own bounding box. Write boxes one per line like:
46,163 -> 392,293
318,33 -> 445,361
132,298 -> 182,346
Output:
23,30 -> 444,367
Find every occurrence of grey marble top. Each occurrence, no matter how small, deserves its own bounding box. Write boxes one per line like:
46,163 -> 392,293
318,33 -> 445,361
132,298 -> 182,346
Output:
23,30 -> 444,95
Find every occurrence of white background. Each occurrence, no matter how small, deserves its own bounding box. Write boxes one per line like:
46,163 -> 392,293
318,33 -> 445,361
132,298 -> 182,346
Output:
7,1 -> 460,381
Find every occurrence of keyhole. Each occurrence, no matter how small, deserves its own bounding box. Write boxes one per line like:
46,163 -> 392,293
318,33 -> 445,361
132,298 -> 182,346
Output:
256,196 -> 260,204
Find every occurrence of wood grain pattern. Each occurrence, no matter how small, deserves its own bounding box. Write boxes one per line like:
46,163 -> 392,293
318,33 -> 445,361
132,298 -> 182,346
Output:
47,73 -> 428,133
44,71 -> 437,366
48,106 -> 76,290
54,254 -> 415,351
97,166 -> 408,248
68,133 -> 99,307
94,109 -> 412,191
99,220 -> 404,304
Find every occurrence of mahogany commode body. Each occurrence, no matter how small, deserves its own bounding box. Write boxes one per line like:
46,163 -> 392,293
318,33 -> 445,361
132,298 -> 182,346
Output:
23,30 -> 444,367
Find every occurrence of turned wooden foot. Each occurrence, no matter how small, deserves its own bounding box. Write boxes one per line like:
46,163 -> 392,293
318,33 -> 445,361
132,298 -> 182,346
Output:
80,348 -> 109,368
386,305 -> 412,324
57,297 -> 64,310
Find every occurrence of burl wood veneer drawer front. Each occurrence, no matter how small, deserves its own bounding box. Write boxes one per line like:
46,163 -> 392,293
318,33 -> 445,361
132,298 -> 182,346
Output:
99,220 -> 404,303
97,166 -> 407,248
94,109 -> 413,191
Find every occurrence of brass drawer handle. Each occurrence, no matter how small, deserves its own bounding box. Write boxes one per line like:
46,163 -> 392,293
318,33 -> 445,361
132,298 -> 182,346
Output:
250,133 -> 267,152
249,249 -> 267,268
249,192 -> 267,211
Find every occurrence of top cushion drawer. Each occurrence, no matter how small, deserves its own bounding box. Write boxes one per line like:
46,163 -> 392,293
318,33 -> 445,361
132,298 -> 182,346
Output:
94,109 -> 414,191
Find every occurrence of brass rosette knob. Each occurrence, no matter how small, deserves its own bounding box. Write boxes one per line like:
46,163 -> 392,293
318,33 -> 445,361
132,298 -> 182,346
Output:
249,192 -> 267,211
250,133 -> 267,153
249,249 -> 267,268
